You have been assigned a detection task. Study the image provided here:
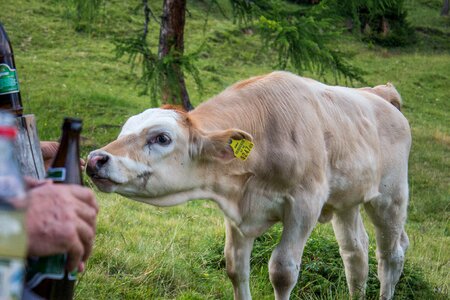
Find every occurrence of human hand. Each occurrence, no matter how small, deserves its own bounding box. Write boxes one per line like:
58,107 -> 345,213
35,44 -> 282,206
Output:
40,141 -> 86,171
40,141 -> 59,170
24,176 -> 51,190
25,182 -> 99,272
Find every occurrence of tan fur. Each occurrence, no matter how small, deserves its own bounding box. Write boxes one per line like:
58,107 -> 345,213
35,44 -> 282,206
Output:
232,74 -> 270,90
102,133 -> 144,161
161,104 -> 187,113
359,83 -> 402,110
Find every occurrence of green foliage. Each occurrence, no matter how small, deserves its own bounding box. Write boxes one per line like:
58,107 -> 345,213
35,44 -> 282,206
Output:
327,0 -> 416,46
229,0 -> 364,83
257,15 -> 363,83
61,0 -> 366,97
160,48 -> 204,103
330,0 -> 399,21
113,4 -> 203,108
113,33 -> 160,106
114,34 -> 203,106
406,0 -> 450,51
55,0 -> 104,32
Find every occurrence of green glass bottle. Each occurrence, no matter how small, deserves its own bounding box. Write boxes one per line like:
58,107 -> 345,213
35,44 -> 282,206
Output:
0,23 -> 23,116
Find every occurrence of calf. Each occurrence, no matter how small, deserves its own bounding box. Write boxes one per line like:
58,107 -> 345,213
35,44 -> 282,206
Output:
87,71 -> 411,300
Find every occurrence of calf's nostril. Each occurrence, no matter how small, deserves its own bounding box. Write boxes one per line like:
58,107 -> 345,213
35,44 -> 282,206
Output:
87,154 -> 110,176
96,155 -> 109,168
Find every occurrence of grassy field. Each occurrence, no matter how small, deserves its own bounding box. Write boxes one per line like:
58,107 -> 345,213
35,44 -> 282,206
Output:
1,0 -> 449,299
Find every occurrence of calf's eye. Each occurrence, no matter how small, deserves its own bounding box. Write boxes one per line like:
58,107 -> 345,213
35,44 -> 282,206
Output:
150,134 -> 171,146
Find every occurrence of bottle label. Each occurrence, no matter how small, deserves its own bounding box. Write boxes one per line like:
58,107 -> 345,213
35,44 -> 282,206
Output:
46,167 -> 66,182
0,64 -> 19,96
0,210 -> 27,258
0,257 -> 25,300
26,254 -> 77,289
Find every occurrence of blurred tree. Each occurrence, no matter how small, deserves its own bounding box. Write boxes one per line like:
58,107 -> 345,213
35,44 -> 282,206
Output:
442,0 -> 449,16
113,0 -> 198,111
158,0 -> 194,111
114,0 -> 200,110
63,0 -> 373,109
325,0 -> 415,46
229,0 -> 363,81
57,0 -> 104,32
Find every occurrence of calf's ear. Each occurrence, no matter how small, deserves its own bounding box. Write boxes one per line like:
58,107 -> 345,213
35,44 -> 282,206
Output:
194,128 -> 253,163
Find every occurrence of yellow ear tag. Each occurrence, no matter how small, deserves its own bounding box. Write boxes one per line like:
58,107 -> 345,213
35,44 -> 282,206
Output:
229,139 -> 254,161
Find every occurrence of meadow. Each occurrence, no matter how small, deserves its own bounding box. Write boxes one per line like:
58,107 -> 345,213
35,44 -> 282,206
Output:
1,0 -> 449,299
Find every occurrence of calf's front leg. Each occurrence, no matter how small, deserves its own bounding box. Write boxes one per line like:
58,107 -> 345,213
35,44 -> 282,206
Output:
224,219 -> 255,300
269,192 -> 323,300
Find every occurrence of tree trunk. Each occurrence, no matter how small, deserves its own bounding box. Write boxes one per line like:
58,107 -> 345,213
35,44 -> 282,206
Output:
442,0 -> 449,16
158,0 -> 194,111
381,16 -> 390,36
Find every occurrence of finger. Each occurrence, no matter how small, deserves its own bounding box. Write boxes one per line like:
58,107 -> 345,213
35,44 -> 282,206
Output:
24,177 -> 47,189
75,201 -> 97,230
40,141 -> 59,159
80,159 -> 86,171
68,185 -> 99,212
78,261 -> 86,273
25,179 -> 52,192
76,218 -> 95,263
41,141 -> 60,171
66,238 -> 84,273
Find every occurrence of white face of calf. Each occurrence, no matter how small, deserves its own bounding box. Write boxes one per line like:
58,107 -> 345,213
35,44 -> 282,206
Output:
87,108 -> 198,202
87,108 -> 251,205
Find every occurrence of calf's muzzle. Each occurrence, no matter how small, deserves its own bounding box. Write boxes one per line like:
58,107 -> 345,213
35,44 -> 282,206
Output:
86,152 -> 110,177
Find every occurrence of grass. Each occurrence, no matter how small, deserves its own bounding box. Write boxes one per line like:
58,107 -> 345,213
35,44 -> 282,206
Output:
1,0 -> 449,298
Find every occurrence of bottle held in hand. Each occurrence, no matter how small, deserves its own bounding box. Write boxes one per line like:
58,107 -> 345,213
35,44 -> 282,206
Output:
26,118 -> 83,300
0,111 -> 27,300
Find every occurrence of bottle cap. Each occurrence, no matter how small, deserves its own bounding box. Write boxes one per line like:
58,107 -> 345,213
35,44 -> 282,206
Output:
62,117 -> 82,132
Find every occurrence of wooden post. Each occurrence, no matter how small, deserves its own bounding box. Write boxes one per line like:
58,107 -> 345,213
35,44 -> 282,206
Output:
14,114 -> 45,180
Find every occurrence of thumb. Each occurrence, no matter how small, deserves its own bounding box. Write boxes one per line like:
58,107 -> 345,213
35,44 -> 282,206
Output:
24,176 -> 52,190
78,261 -> 86,273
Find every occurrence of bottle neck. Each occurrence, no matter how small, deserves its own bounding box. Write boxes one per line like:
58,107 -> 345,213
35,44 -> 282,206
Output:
0,31 -> 12,56
49,130 -> 82,185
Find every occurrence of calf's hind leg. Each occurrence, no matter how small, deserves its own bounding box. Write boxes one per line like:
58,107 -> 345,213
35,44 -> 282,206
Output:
331,206 -> 369,299
364,186 -> 409,300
